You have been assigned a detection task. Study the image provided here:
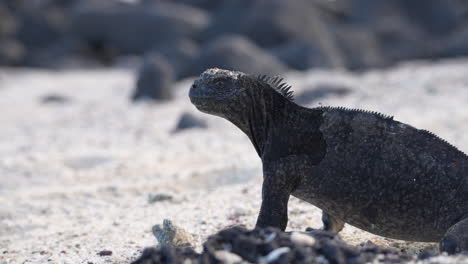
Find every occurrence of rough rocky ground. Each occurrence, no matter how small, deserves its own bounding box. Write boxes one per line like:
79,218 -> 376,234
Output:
1,59 -> 468,263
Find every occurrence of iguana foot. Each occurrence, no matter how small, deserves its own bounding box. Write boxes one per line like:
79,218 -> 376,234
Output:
440,215 -> 468,254
322,212 -> 345,233
305,212 -> 345,233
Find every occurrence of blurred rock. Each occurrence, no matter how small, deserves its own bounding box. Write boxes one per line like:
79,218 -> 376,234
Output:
239,0 -> 341,69
152,219 -> 194,247
271,40 -> 333,70
172,112 -> 207,133
132,54 -> 175,102
374,16 -> 432,63
147,191 -> 174,203
0,4 -> 17,37
437,28 -> 468,58
170,0 -> 221,11
183,35 -> 287,78
20,37 -> 81,68
200,0 -> 252,41
296,83 -> 351,105
398,0 -> 458,36
0,39 -> 25,65
344,0 -> 401,26
156,38 -> 200,79
72,2 -> 210,55
16,8 -> 69,50
240,0 -> 316,47
333,26 -> 385,70
40,94 -> 71,105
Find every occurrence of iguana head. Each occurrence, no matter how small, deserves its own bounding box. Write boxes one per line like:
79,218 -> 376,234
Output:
189,68 -> 293,118
189,68 -> 246,117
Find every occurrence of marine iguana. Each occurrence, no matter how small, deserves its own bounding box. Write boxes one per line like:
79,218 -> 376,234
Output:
189,68 -> 468,254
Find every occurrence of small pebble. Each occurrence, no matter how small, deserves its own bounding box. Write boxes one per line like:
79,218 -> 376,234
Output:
152,219 -> 194,247
97,250 -> 112,256
147,192 -> 174,203
214,250 -> 243,264
290,232 -> 316,246
260,247 -> 290,264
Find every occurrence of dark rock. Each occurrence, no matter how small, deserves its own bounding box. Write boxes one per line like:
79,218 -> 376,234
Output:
20,37 -> 81,68
0,4 -> 17,37
296,83 -> 351,105
239,0 -> 316,47
332,26 -> 385,70
270,40 -> 334,70
200,0 -> 252,41
374,16 -> 433,63
40,94 -> 71,104
72,2 -> 210,55
170,0 -> 221,11
173,112 -> 207,132
147,191 -> 174,203
131,246 -> 199,264
436,28 -> 468,58
156,39 -> 200,80
238,0 -> 341,66
417,250 -> 438,260
0,39 -> 25,65
133,226 -> 462,263
344,0 -> 401,26
132,54 -> 175,102
16,8 -> 69,49
97,250 -> 112,256
397,0 -> 458,36
183,35 -> 287,78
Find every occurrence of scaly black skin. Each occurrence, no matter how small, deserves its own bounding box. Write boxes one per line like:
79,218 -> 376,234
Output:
189,68 -> 468,254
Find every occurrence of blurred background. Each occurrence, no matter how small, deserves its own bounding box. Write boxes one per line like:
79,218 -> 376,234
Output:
2,0 -> 468,76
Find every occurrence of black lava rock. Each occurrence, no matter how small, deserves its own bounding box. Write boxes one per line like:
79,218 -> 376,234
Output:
270,40 -> 334,70
130,227 -> 417,264
332,26 -> 386,70
15,10 -> 68,50
183,35 -> 287,78
397,0 -> 458,36
239,0 -> 328,48
156,38 -> 200,80
199,0 -> 252,41
131,246 -> 199,264
132,54 -> 175,102
172,112 -> 207,133
72,2 -> 209,55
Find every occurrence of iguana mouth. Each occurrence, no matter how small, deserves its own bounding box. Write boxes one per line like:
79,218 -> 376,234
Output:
189,96 -> 215,110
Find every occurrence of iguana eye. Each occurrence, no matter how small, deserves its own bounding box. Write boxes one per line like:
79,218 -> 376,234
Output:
215,81 -> 224,88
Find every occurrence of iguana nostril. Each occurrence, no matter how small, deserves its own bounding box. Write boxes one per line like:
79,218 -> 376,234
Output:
192,84 -> 197,89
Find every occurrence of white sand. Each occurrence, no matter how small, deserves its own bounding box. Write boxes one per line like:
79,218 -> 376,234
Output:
1,59 -> 468,263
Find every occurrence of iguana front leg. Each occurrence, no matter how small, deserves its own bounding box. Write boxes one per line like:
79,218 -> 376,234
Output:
255,162 -> 297,231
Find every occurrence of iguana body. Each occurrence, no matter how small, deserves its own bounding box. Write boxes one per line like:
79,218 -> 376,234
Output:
189,68 -> 468,254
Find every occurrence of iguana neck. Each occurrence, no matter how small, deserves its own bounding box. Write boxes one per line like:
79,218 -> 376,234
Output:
225,86 -> 293,158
